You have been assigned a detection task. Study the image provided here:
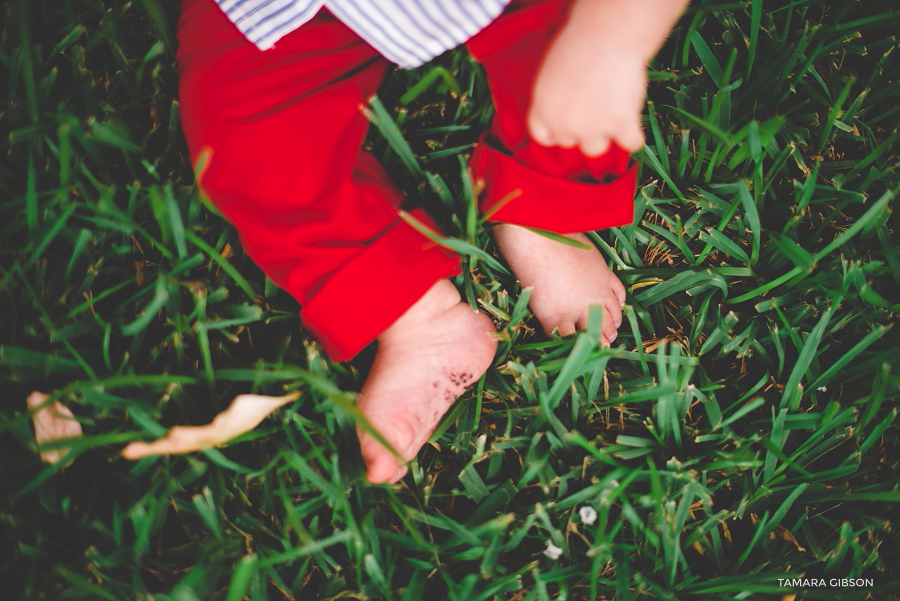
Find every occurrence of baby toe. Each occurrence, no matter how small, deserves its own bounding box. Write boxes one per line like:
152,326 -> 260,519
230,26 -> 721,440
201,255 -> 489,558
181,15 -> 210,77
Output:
606,295 -> 623,329
366,453 -> 403,484
553,320 -> 577,338
357,418 -> 414,484
536,308 -> 575,338
602,307 -> 619,344
610,277 -> 627,307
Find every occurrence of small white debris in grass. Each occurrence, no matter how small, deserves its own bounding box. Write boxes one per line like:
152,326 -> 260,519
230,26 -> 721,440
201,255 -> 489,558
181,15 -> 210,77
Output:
543,540 -> 562,559
579,506 -> 597,525
817,386 -> 827,392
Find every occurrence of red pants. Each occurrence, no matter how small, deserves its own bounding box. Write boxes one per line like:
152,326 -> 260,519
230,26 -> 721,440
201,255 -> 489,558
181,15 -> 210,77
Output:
177,0 -> 636,361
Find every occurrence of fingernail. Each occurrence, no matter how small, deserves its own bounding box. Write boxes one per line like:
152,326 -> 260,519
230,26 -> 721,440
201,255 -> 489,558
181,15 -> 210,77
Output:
615,320 -> 622,328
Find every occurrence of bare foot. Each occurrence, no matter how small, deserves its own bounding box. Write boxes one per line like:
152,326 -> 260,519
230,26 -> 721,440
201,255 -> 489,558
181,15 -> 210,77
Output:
357,279 -> 497,484
492,224 -> 626,344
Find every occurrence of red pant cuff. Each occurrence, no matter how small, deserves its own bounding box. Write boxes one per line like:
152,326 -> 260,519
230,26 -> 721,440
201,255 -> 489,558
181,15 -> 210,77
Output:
298,209 -> 461,361
471,138 -> 637,234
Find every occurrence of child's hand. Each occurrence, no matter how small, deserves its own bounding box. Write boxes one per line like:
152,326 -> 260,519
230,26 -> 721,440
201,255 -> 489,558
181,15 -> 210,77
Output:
528,24 -> 647,157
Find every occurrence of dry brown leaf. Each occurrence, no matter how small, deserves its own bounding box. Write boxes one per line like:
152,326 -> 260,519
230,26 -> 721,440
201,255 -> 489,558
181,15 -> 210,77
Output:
121,392 -> 300,459
773,524 -> 807,552
27,391 -> 83,465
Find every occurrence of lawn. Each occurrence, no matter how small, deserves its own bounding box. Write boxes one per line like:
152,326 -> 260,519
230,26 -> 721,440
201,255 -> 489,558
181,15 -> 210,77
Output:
2,0 -> 899,599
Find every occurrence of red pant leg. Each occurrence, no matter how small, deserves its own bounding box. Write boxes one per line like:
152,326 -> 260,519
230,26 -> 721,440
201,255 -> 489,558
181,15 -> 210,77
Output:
466,0 -> 637,234
178,0 -> 460,361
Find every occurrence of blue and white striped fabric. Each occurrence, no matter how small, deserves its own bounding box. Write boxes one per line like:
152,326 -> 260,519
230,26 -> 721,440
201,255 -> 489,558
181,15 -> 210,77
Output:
215,0 -> 512,69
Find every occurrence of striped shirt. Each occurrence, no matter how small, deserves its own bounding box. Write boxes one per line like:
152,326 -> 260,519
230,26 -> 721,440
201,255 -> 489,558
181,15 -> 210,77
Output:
215,0 -> 512,69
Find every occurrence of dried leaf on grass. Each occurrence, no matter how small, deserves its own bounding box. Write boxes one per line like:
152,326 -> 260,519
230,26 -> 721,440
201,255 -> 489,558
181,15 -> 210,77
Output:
121,392 -> 299,459
27,391 -> 83,465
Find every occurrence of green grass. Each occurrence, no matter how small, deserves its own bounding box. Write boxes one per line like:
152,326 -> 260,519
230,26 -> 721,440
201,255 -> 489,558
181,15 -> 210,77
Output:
2,0 -> 899,599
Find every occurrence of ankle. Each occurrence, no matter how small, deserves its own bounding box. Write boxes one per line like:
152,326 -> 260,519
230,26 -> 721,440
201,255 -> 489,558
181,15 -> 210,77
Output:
494,223 -> 588,244
379,279 -> 461,341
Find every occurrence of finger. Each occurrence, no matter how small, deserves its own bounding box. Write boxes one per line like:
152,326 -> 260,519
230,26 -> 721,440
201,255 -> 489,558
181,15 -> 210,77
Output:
616,125 -> 646,153
528,117 -> 554,147
580,136 -> 611,158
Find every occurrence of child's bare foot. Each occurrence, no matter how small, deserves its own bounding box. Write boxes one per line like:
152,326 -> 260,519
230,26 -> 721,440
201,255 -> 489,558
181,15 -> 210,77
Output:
493,224 -> 626,344
119,280 -> 493,483
357,279 -> 497,484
